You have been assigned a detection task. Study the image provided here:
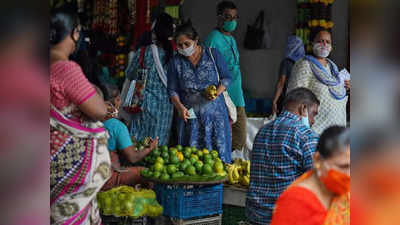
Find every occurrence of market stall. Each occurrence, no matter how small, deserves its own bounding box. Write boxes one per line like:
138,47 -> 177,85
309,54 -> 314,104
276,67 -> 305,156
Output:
51,0 -> 185,90
50,0 -> 349,224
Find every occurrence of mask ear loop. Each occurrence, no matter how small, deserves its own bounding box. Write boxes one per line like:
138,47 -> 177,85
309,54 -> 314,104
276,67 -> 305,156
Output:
304,106 -> 309,118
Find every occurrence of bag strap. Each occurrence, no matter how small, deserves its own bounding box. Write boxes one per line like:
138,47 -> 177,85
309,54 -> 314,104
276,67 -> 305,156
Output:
150,44 -> 168,87
253,10 -> 264,29
208,48 -> 220,82
139,46 -> 146,68
259,11 -> 264,29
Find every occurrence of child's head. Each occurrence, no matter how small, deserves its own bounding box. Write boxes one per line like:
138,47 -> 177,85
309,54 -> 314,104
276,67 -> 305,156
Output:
103,84 -> 121,109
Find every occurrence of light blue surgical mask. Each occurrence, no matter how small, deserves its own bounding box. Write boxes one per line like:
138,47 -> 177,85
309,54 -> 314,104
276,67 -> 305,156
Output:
301,109 -> 310,128
223,20 -> 237,32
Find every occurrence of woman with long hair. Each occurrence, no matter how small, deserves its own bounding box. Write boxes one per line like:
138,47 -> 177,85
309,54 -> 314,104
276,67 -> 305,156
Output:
125,12 -> 175,146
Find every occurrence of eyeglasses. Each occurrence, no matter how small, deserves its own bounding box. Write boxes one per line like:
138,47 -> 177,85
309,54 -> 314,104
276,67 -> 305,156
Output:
220,14 -> 239,21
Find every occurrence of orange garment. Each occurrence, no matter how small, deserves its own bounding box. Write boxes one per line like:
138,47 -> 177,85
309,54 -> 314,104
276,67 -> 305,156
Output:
271,171 -> 350,225
270,186 -> 327,225
351,168 -> 400,225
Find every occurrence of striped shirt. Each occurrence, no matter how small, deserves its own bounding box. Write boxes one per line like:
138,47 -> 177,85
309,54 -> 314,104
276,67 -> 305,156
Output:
246,110 -> 319,225
50,60 -> 96,110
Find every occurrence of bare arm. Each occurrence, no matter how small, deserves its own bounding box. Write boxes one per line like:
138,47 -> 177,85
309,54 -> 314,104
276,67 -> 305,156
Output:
120,137 -> 159,164
78,93 -> 108,121
344,80 -> 351,91
272,75 -> 287,115
273,75 -> 287,104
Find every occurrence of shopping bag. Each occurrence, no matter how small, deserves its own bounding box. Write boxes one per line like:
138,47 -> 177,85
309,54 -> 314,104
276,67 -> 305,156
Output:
123,46 -> 148,114
244,10 -> 265,50
208,48 -> 237,123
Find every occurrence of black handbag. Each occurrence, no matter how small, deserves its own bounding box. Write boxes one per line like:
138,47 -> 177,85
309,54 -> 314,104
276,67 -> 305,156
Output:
244,10 -> 265,50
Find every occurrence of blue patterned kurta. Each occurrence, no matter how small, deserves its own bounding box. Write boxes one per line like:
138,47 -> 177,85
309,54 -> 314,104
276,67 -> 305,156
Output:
167,47 -> 232,163
125,45 -> 173,146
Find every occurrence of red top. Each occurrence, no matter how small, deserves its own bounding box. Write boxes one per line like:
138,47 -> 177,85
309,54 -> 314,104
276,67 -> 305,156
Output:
50,61 -> 96,111
271,186 -> 328,225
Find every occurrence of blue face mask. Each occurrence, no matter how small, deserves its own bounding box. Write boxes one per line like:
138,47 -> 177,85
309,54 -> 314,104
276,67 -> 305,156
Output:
301,109 -> 310,128
223,20 -> 237,32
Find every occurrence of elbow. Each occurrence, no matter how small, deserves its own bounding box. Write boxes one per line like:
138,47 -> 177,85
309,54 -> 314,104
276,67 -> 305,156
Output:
93,107 -> 108,121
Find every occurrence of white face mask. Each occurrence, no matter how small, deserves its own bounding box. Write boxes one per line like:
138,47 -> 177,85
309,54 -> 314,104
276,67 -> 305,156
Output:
178,43 -> 196,57
312,42 -> 332,58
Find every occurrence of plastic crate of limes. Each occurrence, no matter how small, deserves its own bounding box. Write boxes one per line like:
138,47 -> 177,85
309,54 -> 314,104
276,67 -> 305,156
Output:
140,145 -> 227,182
97,186 -> 163,219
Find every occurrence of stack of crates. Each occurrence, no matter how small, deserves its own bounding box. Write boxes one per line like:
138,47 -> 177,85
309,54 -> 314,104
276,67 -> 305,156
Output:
222,185 -> 248,225
154,183 -> 223,225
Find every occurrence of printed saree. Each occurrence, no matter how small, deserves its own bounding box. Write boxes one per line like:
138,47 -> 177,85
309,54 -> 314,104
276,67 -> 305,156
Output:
50,105 -> 111,225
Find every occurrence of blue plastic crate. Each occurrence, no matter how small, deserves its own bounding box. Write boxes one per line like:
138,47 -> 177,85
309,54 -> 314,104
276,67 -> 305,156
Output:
244,94 -> 273,114
154,184 -> 223,219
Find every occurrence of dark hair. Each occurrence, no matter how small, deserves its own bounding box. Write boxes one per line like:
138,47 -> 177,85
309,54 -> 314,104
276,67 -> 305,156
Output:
102,84 -> 120,102
283,87 -> 320,108
317,126 -> 350,159
153,13 -> 174,64
217,1 -> 237,15
310,27 -> 331,43
93,85 -> 104,99
50,8 -> 80,46
174,21 -> 199,41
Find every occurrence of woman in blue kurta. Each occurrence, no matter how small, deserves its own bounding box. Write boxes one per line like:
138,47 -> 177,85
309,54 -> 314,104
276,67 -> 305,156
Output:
125,13 -> 174,146
167,23 -> 233,163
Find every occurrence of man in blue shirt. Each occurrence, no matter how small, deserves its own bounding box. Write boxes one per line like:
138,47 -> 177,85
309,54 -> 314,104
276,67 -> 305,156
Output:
246,87 -> 320,225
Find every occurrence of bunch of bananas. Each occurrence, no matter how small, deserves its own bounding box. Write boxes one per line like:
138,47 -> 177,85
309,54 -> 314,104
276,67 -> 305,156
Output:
226,159 -> 250,187
205,85 -> 217,100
